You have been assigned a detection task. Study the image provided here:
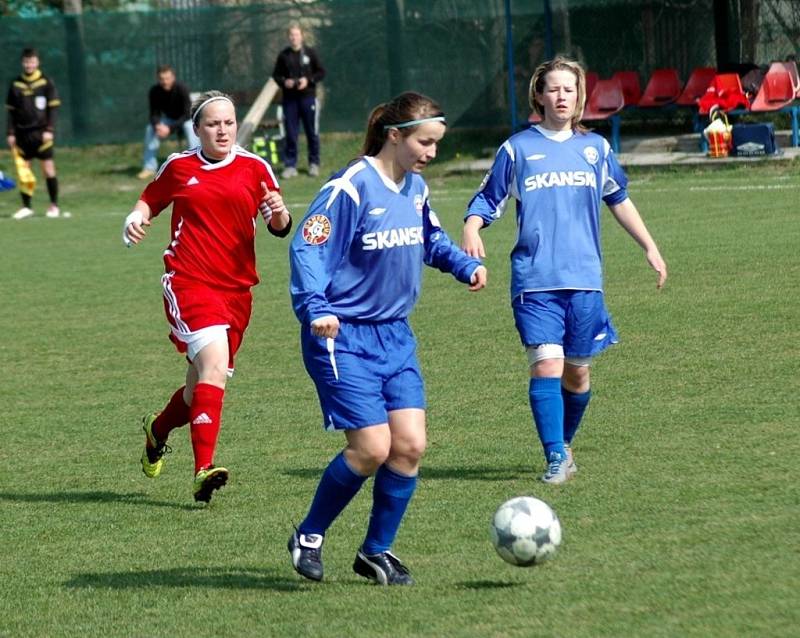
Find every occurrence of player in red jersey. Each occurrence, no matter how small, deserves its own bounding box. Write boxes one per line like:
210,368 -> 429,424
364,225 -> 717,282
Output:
122,90 -> 292,503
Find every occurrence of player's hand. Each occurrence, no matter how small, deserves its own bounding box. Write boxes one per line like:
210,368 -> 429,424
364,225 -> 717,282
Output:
122,210 -> 151,246
297,77 -> 309,90
42,131 -> 54,143
284,78 -> 296,89
311,315 -> 340,339
155,123 -> 170,139
6,135 -> 15,149
259,181 -> 289,226
646,248 -> 667,289
462,216 -> 486,258
469,265 -> 488,291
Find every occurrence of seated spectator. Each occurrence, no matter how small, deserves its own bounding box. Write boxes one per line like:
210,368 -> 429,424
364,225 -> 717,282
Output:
138,65 -> 199,180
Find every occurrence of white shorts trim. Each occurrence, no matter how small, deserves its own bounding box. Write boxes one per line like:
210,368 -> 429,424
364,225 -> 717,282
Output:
170,324 -> 231,373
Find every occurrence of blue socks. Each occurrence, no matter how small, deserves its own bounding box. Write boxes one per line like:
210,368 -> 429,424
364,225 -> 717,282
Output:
362,464 -> 418,555
563,387 -> 591,444
530,377 -> 566,460
299,452 -> 367,536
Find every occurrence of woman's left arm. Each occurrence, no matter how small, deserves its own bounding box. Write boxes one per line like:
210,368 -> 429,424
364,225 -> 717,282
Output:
608,198 -> 667,289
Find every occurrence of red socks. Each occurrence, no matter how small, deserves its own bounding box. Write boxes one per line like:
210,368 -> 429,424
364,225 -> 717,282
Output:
152,386 -> 190,441
189,383 -> 225,473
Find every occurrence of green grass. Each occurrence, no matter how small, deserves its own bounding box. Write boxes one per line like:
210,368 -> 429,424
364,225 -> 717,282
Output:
1,140 -> 798,637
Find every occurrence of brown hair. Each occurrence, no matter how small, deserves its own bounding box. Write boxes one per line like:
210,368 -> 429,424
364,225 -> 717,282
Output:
529,56 -> 588,133
156,64 -> 174,75
361,91 -> 445,156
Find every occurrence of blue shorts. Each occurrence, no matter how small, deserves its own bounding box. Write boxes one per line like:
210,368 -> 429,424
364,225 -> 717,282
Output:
301,319 -> 426,431
512,290 -> 618,358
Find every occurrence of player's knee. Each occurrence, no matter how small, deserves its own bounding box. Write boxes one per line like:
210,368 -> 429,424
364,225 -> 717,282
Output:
563,361 -> 591,392
351,440 -> 391,472
198,362 -> 228,388
393,434 -> 427,464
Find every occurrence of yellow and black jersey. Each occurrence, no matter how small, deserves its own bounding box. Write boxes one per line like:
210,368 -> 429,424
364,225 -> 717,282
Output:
5,69 -> 60,134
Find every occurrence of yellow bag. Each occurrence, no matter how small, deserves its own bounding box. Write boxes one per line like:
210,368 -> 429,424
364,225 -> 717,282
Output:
12,146 -> 36,196
703,106 -> 732,158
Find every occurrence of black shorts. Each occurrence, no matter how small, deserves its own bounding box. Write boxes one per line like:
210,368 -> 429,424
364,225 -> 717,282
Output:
15,128 -> 54,161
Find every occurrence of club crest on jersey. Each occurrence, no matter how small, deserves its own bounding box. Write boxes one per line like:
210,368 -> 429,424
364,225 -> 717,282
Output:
414,194 -> 424,216
583,146 -> 599,165
302,214 -> 332,245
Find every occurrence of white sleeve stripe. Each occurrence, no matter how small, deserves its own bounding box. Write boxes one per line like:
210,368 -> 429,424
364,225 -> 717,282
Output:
236,148 -> 280,187
322,161 -> 365,209
492,194 -> 510,219
502,140 -> 515,162
153,149 -> 195,181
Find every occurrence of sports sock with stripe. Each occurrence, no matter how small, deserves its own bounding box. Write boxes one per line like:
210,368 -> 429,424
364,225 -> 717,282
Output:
189,383 -> 224,473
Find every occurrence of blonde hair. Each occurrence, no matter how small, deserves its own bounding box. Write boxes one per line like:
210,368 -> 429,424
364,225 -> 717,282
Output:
529,56 -> 588,133
361,92 -> 445,156
190,90 -> 234,125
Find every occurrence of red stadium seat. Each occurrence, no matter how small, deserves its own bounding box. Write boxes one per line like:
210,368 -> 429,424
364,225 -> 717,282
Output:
698,74 -> 750,114
582,78 -> 625,120
676,67 -> 716,106
611,71 -> 642,106
771,61 -> 800,97
638,68 -> 682,107
750,68 -> 796,111
585,71 -> 599,102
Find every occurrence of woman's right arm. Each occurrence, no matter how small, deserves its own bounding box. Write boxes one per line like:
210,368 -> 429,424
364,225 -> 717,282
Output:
122,200 -> 153,246
461,141 -> 516,258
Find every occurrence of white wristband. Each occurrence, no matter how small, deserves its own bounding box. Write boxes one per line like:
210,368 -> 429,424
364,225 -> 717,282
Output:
122,210 -> 144,247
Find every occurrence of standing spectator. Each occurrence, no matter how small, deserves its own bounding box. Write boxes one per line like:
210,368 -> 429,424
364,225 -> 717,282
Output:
137,65 -> 199,180
272,23 -> 325,178
122,90 -> 292,503
5,48 -> 62,219
462,57 -> 667,485
287,92 -> 486,585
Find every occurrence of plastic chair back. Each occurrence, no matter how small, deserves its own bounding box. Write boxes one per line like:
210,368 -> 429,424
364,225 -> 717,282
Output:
676,67 -> 716,106
638,68 -> 682,107
611,71 -> 642,105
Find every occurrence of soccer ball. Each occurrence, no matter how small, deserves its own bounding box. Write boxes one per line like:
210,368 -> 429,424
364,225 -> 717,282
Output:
490,496 -> 562,566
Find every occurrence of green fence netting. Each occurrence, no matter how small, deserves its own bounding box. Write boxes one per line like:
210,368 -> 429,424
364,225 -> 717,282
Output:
0,0 -> 795,145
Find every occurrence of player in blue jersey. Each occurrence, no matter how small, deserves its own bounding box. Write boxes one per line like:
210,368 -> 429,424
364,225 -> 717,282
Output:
463,57 -> 667,484
287,91 -> 487,585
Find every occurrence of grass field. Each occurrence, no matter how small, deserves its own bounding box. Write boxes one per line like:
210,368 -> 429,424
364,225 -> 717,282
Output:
1,138 -> 798,637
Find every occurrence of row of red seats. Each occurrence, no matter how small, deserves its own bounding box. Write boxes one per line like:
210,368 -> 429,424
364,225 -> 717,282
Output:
579,62 -> 800,120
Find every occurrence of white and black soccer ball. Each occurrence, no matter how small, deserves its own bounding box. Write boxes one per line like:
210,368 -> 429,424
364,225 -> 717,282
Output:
490,496 -> 562,566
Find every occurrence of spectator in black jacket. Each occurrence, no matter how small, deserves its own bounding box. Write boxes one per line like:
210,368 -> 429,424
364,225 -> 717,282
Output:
5,48 -> 62,219
138,65 -> 199,180
272,23 -> 326,178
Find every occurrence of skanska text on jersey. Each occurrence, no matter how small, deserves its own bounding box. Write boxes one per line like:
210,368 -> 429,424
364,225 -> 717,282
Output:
362,226 -> 424,251
524,170 -> 597,192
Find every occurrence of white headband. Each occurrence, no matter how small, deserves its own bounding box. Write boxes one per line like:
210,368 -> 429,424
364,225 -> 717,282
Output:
383,115 -> 446,130
192,96 -> 234,123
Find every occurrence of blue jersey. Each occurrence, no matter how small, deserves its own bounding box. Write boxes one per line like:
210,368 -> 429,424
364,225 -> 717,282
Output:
466,126 -> 629,297
290,156 -> 481,324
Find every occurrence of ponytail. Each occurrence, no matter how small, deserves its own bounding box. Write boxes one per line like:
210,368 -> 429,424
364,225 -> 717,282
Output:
360,92 -> 445,157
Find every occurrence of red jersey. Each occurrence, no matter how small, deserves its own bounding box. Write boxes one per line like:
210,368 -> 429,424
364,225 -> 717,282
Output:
140,146 -> 279,291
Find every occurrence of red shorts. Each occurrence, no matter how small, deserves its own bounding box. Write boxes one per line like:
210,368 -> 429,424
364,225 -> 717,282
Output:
161,273 -> 253,371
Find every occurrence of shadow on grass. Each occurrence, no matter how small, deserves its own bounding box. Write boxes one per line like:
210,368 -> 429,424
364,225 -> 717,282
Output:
64,566 -> 305,591
283,466 -> 530,481
0,490 -> 196,511
457,580 -> 522,590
